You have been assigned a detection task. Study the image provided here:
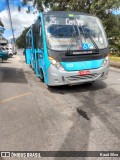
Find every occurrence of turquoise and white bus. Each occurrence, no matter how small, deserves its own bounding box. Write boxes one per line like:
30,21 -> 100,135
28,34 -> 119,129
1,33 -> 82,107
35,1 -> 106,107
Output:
25,11 -> 110,86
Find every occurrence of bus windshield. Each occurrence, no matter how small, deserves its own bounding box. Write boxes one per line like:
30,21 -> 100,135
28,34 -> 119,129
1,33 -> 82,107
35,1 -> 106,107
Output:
44,14 -> 108,51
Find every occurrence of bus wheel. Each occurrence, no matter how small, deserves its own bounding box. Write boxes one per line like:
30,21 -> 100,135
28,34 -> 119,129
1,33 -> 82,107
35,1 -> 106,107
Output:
39,69 -> 44,82
9,54 -> 12,58
0,58 -> 3,63
30,60 -> 32,68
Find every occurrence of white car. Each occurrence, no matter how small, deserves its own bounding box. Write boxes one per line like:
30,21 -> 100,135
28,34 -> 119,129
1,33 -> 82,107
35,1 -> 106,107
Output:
5,47 -> 13,58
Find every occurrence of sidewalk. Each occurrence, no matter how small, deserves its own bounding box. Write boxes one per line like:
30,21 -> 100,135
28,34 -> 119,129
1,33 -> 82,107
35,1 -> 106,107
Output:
110,60 -> 120,69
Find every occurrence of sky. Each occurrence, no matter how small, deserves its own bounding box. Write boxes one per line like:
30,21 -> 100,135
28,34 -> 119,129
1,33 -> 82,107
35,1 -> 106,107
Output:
112,9 -> 120,15
0,0 -> 37,40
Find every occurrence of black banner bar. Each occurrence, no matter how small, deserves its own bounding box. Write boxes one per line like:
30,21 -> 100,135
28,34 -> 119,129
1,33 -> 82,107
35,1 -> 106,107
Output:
0,151 -> 120,157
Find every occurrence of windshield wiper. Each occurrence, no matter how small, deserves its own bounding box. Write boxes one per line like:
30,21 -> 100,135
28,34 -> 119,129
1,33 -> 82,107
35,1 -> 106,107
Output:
74,16 -> 99,51
66,24 -> 80,54
66,17 -> 99,54
66,17 -> 84,54
79,25 -> 99,51
66,32 -> 76,53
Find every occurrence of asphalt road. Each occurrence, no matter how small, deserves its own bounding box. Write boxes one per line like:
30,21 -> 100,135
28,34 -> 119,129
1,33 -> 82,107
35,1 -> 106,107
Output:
0,51 -> 120,160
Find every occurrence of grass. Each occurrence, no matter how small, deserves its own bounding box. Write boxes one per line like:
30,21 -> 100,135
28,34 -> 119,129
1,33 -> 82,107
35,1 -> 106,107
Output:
110,55 -> 120,62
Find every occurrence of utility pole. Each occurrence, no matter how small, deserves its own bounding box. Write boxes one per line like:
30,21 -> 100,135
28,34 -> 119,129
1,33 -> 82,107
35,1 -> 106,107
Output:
6,0 -> 15,44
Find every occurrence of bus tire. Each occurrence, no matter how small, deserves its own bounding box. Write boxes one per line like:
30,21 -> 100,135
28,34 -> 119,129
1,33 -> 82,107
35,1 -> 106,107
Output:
39,69 -> 44,82
9,54 -> 13,58
0,57 -> 3,63
30,61 -> 32,67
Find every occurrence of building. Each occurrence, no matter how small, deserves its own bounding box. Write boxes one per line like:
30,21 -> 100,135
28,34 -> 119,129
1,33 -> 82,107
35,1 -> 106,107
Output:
0,36 -> 8,46
0,26 -> 8,46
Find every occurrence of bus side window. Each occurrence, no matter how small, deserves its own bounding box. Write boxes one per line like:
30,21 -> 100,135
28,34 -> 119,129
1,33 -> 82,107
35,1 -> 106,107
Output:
26,36 -> 28,48
29,35 -> 32,49
39,26 -> 43,49
26,33 -> 32,49
33,17 -> 43,50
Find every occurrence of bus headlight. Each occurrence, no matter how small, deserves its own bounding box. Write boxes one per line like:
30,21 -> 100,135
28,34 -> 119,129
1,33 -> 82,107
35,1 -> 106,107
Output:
49,57 -> 65,71
102,55 -> 109,67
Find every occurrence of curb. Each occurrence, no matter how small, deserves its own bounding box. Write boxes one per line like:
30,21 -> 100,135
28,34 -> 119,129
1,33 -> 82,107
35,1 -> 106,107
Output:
110,61 -> 120,69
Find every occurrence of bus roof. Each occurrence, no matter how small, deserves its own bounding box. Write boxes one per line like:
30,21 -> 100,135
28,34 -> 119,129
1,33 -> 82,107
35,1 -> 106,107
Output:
42,11 -> 94,17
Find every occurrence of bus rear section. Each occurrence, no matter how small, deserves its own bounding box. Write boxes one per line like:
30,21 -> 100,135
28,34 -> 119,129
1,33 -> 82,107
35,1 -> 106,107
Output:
26,11 -> 110,86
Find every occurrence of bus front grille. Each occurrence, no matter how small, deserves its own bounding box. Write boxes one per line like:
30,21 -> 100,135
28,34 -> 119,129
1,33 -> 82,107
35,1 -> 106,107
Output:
66,73 -> 101,82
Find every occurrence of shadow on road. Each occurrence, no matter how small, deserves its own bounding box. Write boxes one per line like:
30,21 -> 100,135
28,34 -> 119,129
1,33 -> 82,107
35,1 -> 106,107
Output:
2,61 -> 12,64
0,67 -> 27,84
48,80 -> 107,95
53,91 -> 93,160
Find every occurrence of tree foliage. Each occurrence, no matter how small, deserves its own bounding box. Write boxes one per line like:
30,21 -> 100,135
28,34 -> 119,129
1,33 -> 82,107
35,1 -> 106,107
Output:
16,27 -> 30,48
23,0 -> 120,14
107,15 -> 120,55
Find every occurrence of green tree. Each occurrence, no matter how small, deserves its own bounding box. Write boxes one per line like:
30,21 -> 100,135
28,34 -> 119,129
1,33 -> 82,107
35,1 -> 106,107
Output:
107,15 -> 120,56
22,0 -> 119,13
16,27 -> 30,48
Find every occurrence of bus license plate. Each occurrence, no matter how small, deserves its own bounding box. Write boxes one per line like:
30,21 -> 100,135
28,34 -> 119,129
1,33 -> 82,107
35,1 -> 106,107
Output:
79,70 -> 90,76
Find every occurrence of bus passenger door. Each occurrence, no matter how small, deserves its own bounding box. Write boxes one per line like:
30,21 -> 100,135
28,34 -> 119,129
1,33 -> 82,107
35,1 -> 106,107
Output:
33,18 -> 46,81
35,49 -> 43,77
26,34 -> 32,65
36,47 -> 45,80
30,48 -> 34,69
26,48 -> 31,64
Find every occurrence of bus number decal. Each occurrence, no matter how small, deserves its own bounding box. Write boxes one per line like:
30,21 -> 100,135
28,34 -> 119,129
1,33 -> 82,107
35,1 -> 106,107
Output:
66,63 -> 74,68
50,17 -> 57,24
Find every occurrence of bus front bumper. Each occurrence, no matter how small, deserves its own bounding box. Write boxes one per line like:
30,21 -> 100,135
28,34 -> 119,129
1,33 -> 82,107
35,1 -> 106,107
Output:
47,61 -> 110,86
